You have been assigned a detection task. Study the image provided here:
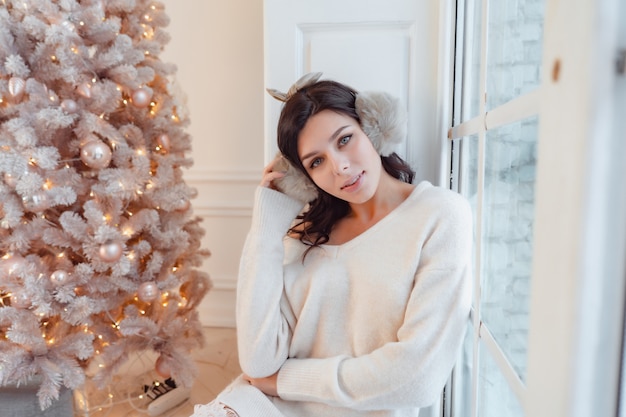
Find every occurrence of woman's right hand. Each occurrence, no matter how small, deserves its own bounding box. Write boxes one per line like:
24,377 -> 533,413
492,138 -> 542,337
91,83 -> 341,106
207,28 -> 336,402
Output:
260,155 -> 287,190
243,372 -> 279,397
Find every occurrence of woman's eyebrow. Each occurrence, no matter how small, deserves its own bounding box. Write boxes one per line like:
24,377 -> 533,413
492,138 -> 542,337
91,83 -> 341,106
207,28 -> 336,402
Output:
300,125 -> 350,162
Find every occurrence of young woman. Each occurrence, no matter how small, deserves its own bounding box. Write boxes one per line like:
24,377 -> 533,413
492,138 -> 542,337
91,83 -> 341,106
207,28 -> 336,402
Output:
192,74 -> 473,417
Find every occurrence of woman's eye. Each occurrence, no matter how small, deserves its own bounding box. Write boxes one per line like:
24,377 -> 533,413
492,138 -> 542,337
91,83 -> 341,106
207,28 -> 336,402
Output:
310,157 -> 322,169
339,135 -> 352,146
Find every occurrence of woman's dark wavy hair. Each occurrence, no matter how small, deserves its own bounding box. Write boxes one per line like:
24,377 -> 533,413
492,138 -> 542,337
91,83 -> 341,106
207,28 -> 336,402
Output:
277,80 -> 414,252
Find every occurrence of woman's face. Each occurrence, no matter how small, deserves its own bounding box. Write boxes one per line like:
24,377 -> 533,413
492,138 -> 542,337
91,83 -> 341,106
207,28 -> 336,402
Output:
297,109 -> 382,204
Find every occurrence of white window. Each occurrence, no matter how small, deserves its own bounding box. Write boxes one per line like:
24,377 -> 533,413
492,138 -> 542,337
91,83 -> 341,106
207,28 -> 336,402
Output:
443,0 -> 626,416
446,0 -> 544,415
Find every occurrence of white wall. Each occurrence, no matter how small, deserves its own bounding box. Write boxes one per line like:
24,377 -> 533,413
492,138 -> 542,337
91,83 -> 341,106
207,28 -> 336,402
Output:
160,0 -> 264,327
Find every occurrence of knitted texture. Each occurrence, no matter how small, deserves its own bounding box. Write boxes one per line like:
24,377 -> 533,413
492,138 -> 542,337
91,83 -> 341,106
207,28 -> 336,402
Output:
191,402 -> 239,417
228,182 -> 473,416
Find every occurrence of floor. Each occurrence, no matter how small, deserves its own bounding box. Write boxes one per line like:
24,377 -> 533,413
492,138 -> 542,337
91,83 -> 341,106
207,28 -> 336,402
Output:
74,327 -> 241,417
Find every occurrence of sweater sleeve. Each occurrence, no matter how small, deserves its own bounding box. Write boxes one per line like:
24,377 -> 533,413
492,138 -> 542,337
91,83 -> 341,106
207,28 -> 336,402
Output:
276,192 -> 473,410
236,186 -> 306,378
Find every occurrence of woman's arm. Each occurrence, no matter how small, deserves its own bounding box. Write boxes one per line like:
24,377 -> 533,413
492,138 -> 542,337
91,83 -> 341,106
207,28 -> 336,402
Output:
236,185 -> 304,378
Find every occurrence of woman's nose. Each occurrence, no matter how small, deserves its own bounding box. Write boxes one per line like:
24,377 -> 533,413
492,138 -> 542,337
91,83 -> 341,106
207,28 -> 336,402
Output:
331,155 -> 349,174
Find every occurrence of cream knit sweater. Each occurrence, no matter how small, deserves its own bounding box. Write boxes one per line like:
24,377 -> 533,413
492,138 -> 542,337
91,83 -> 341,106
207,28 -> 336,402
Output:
221,181 -> 472,417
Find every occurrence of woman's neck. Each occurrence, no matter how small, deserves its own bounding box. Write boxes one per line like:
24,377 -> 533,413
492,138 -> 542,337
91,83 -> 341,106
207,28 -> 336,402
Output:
327,175 -> 415,245
348,174 -> 414,223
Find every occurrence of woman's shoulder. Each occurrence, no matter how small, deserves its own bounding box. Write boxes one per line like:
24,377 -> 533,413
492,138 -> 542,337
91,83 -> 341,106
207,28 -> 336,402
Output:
413,181 -> 469,205
410,181 -> 472,222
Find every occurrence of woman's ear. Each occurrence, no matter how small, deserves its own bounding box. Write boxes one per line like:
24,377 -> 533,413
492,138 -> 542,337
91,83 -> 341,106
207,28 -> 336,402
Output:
272,153 -> 319,204
355,91 -> 406,156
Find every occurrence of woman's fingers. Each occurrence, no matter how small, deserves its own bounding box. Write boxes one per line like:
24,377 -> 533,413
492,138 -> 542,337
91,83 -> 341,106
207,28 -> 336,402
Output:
260,170 -> 286,189
260,155 -> 287,188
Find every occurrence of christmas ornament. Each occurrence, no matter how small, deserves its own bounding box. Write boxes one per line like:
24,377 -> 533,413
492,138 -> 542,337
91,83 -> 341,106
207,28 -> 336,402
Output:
50,270 -> 70,286
155,354 -> 172,379
77,82 -> 92,98
99,241 -> 123,262
157,133 -> 171,151
1,255 -> 25,277
138,281 -> 159,302
3,172 -> 18,187
131,87 -> 152,108
61,99 -> 79,113
81,140 -> 112,169
10,291 -> 31,309
22,191 -> 50,212
8,77 -> 25,99
175,198 -> 190,212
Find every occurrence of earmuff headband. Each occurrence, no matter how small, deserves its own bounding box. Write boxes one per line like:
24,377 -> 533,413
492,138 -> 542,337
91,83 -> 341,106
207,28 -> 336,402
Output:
267,73 -> 407,203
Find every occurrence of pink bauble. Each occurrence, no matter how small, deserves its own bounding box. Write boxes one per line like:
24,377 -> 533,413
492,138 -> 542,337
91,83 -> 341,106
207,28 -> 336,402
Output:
156,133 -> 171,151
1,255 -> 26,277
22,191 -> 49,212
77,82 -> 92,98
3,172 -> 18,187
61,99 -> 79,113
175,198 -> 190,212
50,270 -> 69,286
10,291 -> 31,309
138,281 -> 159,302
99,241 -> 123,262
131,88 -> 152,108
81,140 -> 112,169
155,354 -> 172,379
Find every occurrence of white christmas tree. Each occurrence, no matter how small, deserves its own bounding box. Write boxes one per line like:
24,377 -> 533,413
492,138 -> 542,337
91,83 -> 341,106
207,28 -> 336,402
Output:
0,0 -> 211,410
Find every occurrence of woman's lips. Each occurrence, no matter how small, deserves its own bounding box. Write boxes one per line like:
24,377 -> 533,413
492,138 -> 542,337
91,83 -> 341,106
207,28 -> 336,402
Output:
341,172 -> 363,191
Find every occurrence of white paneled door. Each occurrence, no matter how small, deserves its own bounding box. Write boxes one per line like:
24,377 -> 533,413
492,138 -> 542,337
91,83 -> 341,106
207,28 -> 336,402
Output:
264,0 -> 445,184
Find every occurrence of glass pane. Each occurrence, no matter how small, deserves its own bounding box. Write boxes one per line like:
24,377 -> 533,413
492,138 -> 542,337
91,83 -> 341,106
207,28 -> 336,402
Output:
457,134 -> 479,202
479,342 -> 524,417
618,2 -> 626,415
453,321 -> 475,417
486,0 -> 545,110
480,116 -> 538,381
461,0 -> 484,122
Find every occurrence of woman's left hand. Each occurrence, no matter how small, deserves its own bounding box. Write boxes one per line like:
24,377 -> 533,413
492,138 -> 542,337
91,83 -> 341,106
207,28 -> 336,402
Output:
260,155 -> 287,190
243,372 -> 279,397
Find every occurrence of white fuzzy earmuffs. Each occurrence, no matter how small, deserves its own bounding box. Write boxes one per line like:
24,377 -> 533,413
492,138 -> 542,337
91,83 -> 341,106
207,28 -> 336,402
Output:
268,73 -> 407,203
355,91 -> 406,157
272,154 -> 320,204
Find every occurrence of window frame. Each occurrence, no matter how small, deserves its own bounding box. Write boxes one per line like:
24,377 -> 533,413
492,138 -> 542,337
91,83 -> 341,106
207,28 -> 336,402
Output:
439,0 -> 626,416
443,0 -> 538,415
